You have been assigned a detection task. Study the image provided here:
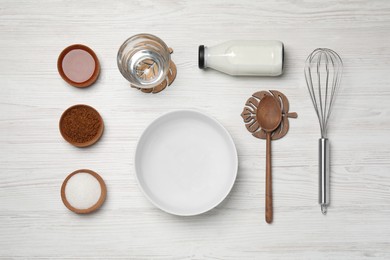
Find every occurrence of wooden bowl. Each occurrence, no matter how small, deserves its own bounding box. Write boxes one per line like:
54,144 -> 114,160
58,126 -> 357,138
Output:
59,104 -> 104,147
61,169 -> 107,214
57,44 -> 100,88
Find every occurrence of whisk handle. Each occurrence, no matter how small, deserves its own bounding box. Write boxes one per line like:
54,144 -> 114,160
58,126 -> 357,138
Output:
319,138 -> 330,214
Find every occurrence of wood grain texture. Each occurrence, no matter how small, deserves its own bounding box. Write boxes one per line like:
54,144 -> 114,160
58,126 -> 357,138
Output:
1,0 -> 390,259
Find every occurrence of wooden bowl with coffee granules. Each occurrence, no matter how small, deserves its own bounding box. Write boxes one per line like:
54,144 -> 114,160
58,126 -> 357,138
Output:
59,104 -> 104,147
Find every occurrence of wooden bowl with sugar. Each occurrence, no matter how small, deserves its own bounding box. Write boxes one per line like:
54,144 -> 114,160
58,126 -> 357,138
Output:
61,169 -> 107,214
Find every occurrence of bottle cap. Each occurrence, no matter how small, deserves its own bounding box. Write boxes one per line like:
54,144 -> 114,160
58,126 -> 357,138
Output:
198,45 -> 205,69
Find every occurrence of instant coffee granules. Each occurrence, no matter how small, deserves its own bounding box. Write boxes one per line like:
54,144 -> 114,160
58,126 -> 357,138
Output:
59,104 -> 104,147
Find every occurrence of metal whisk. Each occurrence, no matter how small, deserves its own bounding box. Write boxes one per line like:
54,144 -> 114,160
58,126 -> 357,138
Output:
304,48 -> 343,215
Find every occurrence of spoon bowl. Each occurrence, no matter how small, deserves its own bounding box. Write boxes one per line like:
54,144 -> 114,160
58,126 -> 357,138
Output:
257,96 -> 282,132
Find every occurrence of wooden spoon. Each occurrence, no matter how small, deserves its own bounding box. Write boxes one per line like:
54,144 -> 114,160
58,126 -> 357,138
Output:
256,95 -> 282,223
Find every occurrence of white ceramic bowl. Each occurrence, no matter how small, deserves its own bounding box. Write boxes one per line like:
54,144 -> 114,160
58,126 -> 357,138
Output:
135,110 -> 238,216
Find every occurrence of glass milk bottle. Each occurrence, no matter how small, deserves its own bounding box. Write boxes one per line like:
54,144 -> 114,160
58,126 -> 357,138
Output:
198,40 -> 284,76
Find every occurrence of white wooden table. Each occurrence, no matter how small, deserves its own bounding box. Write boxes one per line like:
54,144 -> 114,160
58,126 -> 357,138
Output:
1,0 -> 390,259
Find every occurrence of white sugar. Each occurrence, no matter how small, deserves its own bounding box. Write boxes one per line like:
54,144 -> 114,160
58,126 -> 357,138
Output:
65,172 -> 102,210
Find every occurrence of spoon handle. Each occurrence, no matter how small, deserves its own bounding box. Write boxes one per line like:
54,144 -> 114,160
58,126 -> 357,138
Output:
266,132 -> 273,223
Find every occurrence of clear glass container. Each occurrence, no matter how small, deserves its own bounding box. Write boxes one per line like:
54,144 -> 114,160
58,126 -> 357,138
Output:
117,34 -> 171,89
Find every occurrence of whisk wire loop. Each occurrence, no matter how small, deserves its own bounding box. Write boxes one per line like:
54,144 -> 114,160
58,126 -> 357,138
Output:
304,48 -> 343,138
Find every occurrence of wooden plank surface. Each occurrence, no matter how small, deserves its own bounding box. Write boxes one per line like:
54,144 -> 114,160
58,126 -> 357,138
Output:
1,0 -> 389,259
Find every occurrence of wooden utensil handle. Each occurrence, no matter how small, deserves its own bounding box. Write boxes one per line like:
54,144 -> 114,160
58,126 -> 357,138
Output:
266,132 -> 273,223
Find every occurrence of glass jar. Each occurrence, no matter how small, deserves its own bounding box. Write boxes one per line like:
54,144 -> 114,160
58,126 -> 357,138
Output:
117,34 -> 171,89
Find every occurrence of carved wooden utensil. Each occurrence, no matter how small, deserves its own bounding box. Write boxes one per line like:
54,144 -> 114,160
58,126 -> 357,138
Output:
241,90 -> 297,140
241,90 -> 297,224
256,96 -> 282,224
